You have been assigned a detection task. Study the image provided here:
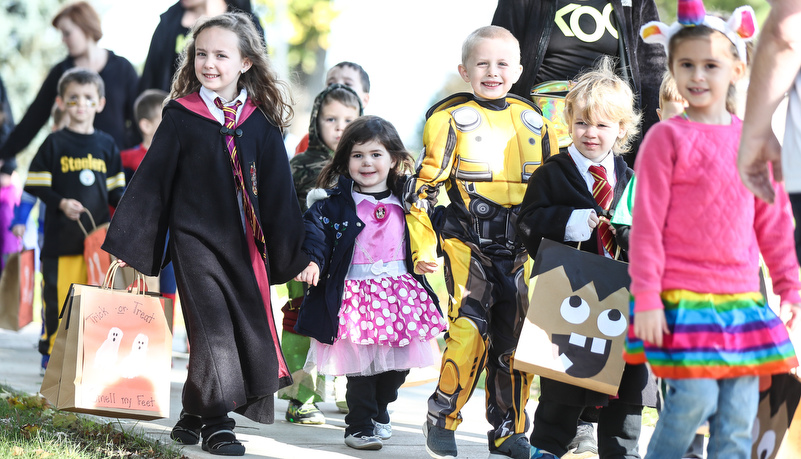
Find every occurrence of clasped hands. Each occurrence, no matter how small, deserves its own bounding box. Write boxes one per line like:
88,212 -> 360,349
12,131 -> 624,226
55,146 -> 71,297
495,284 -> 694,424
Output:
294,259 -> 440,286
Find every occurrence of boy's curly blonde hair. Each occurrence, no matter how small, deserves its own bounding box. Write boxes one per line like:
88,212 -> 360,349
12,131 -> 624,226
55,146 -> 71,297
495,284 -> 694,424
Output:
564,56 -> 641,155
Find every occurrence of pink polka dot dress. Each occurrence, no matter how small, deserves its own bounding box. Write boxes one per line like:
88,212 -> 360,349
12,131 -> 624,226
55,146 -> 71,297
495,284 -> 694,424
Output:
309,192 -> 445,376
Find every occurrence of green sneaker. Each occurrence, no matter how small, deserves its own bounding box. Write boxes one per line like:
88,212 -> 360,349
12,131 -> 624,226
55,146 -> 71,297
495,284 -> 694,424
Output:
285,399 -> 325,424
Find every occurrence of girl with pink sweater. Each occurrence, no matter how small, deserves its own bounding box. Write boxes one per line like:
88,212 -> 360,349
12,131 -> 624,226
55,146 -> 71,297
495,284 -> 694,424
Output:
628,1 -> 801,458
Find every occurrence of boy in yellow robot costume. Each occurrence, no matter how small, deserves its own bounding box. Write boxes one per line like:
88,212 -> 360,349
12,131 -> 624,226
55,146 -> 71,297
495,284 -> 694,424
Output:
408,26 -> 557,459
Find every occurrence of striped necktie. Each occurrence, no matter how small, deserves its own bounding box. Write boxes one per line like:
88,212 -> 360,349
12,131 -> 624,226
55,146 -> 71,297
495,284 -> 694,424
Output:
214,97 -> 267,259
588,164 -> 615,255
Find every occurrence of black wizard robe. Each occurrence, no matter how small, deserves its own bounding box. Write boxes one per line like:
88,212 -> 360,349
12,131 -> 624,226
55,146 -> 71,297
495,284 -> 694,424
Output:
103,93 -> 309,423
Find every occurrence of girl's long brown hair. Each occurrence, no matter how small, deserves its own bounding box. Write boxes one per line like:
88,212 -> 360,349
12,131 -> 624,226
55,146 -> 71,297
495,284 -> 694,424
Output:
169,12 -> 294,129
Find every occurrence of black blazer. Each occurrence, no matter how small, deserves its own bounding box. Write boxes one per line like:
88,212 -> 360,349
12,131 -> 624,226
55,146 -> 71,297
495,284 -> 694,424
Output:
517,152 -> 633,260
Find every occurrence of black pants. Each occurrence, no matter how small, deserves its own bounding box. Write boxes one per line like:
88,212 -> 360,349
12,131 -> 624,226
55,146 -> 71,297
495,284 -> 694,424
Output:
345,370 -> 408,437
39,257 -> 59,355
531,399 -> 643,458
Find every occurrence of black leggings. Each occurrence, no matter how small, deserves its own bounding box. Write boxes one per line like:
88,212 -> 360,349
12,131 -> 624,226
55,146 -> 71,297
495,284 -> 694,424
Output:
531,399 -> 643,458
344,370 -> 409,436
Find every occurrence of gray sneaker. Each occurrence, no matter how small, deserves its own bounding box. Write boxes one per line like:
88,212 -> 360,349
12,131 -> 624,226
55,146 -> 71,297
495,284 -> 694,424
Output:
423,422 -> 457,459
488,433 -> 531,459
345,434 -> 383,450
567,421 -> 598,458
372,419 -> 392,440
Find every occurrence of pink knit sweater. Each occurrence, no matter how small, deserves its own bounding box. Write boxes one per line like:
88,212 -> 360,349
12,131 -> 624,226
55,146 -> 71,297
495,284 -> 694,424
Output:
630,116 -> 801,312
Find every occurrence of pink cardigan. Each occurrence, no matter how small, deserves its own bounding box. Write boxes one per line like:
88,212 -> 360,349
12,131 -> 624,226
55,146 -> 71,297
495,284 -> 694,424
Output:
630,116 -> 801,312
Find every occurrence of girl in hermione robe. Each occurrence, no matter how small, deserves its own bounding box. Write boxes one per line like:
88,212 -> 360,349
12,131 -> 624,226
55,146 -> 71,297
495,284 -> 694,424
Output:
103,12 -> 308,456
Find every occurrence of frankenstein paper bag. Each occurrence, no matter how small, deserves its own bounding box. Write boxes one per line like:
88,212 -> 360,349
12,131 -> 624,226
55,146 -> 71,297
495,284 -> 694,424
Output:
0,249 -> 35,330
40,262 -> 172,419
514,238 -> 630,395
752,373 -> 801,459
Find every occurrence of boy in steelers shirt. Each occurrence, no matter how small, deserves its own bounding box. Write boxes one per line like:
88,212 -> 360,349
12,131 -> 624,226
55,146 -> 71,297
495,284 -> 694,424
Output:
25,68 -> 125,373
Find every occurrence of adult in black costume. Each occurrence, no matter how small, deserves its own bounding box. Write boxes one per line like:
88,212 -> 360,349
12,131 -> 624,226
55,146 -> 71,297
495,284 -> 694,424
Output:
492,0 -> 666,164
137,0 -> 265,94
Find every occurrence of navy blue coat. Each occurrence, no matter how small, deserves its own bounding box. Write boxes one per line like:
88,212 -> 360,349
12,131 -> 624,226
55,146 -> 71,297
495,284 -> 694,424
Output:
295,175 -> 439,344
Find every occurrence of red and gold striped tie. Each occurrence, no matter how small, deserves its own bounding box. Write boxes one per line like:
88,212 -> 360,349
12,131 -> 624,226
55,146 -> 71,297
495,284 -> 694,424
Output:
588,164 -> 615,255
215,97 -> 267,259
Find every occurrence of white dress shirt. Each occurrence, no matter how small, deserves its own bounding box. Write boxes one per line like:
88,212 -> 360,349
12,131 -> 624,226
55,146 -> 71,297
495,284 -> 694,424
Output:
564,145 -> 617,243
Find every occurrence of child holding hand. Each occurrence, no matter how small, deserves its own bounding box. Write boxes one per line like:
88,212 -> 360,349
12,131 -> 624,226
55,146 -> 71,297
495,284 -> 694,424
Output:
103,12 -> 308,456
294,116 -> 444,451
631,2 -> 801,457
281,83 -> 362,425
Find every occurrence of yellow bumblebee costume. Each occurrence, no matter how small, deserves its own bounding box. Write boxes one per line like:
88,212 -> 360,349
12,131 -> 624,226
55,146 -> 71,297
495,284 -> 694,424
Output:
405,93 -> 557,444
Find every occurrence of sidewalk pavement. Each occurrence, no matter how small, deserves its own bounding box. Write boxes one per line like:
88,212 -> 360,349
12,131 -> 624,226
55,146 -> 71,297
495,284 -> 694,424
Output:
0,323 -> 654,459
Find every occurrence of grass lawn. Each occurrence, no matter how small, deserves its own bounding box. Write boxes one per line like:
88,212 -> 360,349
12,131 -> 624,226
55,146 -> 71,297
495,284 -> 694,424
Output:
0,387 -> 186,459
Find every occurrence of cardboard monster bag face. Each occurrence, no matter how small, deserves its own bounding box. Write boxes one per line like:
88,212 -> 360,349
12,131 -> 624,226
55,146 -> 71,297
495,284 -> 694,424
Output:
514,238 -> 630,395
752,374 -> 801,459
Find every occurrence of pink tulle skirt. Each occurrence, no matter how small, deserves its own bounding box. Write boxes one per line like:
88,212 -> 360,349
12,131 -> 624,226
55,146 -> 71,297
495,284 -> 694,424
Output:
308,272 -> 445,376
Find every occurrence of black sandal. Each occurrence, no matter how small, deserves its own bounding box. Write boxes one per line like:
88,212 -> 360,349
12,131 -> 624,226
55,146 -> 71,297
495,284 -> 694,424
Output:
202,429 -> 245,456
170,413 -> 202,445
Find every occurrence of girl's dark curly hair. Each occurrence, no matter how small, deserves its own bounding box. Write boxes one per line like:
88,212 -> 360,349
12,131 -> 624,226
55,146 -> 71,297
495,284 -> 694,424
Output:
317,116 -> 414,195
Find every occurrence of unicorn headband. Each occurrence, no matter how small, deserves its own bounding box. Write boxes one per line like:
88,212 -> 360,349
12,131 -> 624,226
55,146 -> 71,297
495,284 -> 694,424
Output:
640,0 -> 757,62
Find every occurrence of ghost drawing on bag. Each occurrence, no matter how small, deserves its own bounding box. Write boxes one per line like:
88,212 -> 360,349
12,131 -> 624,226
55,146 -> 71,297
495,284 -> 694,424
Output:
94,327 -> 123,369
120,333 -> 149,379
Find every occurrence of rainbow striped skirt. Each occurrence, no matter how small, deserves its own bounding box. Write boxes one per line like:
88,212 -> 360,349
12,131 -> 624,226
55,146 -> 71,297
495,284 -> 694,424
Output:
623,290 -> 798,379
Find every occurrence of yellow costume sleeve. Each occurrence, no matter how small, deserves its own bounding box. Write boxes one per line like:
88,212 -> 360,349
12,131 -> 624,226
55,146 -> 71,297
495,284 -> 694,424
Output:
406,110 -> 458,267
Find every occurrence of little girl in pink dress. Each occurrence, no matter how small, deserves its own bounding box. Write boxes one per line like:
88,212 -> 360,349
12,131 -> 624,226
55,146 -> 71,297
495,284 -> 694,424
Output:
295,116 -> 445,451
311,189 -> 443,375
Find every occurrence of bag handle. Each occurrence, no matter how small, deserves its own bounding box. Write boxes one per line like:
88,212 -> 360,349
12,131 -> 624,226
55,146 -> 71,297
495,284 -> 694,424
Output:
76,209 -> 97,237
102,259 -> 147,295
